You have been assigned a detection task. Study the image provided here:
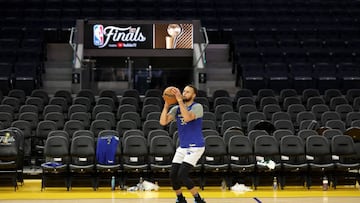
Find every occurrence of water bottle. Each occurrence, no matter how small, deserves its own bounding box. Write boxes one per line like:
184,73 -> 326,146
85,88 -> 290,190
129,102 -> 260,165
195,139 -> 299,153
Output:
272,177 -> 278,190
4,132 -> 10,144
111,176 -> 115,191
138,177 -> 144,191
146,65 -> 152,83
322,176 -> 328,191
221,179 -> 227,191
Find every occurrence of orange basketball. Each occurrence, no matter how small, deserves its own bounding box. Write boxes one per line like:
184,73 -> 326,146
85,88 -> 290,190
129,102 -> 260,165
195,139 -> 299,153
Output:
163,86 -> 178,105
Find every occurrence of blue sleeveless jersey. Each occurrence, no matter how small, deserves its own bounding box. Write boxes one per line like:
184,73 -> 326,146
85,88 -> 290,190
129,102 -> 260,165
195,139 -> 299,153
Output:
176,103 -> 205,148
96,136 -> 119,165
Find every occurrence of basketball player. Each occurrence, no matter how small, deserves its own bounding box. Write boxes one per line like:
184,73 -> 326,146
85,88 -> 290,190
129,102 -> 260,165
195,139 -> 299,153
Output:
160,85 -> 206,203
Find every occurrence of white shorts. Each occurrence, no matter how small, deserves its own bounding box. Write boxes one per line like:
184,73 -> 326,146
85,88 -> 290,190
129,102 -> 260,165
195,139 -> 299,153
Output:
172,146 -> 205,166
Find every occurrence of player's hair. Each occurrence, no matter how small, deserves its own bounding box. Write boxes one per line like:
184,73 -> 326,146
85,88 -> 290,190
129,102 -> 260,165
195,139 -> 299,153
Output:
186,84 -> 198,96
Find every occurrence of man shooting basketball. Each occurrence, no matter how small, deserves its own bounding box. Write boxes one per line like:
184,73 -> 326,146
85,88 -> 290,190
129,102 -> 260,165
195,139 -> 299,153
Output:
160,85 -> 206,203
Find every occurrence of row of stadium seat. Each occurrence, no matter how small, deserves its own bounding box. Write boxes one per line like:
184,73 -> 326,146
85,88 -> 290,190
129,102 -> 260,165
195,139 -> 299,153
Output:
2,126 -> 359,190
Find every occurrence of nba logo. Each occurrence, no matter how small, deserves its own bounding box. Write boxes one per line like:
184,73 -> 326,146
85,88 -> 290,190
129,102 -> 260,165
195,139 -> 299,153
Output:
93,24 -> 104,46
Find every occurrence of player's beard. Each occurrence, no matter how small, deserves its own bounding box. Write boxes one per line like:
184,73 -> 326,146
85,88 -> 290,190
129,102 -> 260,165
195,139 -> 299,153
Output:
182,95 -> 193,103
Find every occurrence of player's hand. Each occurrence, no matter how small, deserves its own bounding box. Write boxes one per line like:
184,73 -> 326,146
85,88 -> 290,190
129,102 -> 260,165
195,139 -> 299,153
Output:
171,87 -> 183,102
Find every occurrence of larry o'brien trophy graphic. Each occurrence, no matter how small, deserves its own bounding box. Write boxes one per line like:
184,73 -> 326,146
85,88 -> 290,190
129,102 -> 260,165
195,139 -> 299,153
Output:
165,24 -> 183,49
154,23 -> 193,49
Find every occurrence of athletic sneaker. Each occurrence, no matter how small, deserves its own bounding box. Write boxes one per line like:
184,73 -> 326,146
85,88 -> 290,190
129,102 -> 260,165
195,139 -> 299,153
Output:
194,198 -> 206,203
176,197 -> 187,203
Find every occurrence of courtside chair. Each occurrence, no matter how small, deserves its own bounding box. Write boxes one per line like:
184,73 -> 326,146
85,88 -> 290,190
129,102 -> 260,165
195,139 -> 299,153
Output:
279,135 -> 307,189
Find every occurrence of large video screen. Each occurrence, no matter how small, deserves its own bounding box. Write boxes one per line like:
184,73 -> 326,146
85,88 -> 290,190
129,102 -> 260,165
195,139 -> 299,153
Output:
84,23 -> 193,49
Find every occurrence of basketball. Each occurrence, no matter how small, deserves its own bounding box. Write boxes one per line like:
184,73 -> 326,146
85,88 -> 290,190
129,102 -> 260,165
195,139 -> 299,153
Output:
163,86 -> 178,105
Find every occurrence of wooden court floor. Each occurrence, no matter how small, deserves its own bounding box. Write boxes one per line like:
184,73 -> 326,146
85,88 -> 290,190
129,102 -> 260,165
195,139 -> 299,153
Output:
0,180 -> 360,203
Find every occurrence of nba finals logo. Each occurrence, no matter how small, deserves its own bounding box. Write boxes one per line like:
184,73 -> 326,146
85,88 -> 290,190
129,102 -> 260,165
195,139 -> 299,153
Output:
93,24 -> 147,48
93,24 -> 104,47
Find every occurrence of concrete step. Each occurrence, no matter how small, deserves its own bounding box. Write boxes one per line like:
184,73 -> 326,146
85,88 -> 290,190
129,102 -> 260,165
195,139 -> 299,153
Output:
43,67 -> 72,81
44,60 -> 72,81
204,44 -> 236,96
205,44 -> 230,62
205,61 -> 232,69
206,63 -> 234,79
207,44 -> 229,49
45,61 -> 73,69
97,81 -> 130,94
42,81 -> 72,95
206,68 -> 234,81
43,43 -> 73,94
46,43 -> 73,61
